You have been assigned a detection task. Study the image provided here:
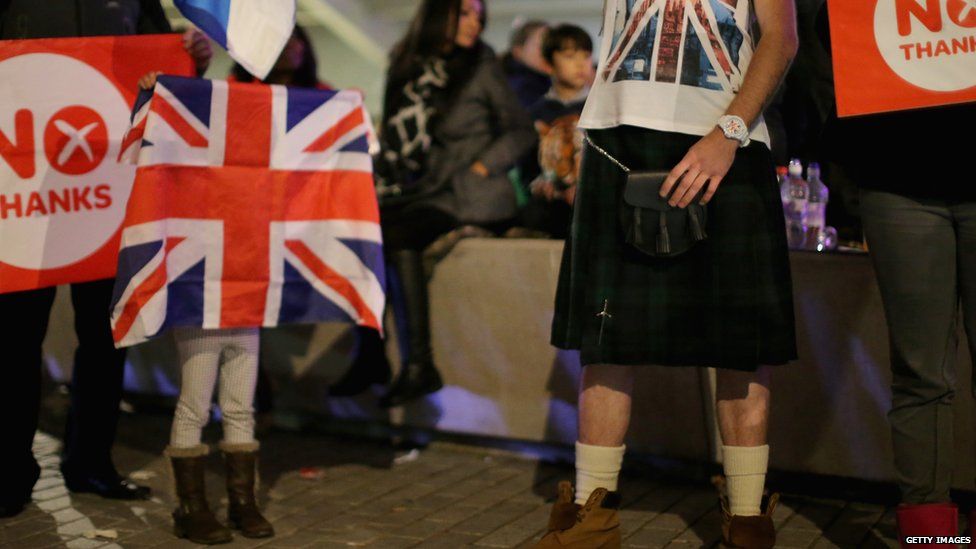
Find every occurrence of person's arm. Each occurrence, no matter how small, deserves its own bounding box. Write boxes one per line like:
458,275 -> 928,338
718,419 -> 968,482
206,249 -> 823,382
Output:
182,29 -> 212,75
662,0 -> 798,208
138,1 -> 211,75
471,59 -> 537,177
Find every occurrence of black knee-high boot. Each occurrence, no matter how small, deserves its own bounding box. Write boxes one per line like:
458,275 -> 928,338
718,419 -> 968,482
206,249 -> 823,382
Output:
379,249 -> 443,408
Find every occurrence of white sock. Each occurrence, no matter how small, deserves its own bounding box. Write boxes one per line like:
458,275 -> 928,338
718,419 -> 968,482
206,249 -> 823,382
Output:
722,445 -> 769,516
575,442 -> 626,505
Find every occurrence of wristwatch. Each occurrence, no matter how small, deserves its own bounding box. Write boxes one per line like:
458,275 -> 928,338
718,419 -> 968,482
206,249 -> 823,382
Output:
717,115 -> 750,148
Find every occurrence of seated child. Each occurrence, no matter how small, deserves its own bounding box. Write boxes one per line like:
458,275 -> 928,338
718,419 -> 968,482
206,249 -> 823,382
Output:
520,24 -> 593,239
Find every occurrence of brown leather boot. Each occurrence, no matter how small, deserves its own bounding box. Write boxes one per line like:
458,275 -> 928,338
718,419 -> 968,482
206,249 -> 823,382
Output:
221,442 -> 274,539
719,489 -> 778,549
545,481 -> 580,533
166,445 -> 233,545
534,488 -> 622,548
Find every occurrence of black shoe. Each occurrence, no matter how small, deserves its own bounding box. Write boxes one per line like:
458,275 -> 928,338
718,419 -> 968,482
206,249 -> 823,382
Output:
0,499 -> 28,519
64,474 -> 151,500
329,328 -> 392,397
379,361 -> 444,408
1,461 -> 40,517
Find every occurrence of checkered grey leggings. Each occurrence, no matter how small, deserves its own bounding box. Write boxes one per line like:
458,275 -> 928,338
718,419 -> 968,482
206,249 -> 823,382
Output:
170,327 -> 260,448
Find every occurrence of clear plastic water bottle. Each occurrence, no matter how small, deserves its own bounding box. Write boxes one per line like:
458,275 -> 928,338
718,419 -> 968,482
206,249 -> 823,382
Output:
777,166 -> 790,210
786,159 -> 808,249
805,162 -> 830,251
776,166 -> 790,239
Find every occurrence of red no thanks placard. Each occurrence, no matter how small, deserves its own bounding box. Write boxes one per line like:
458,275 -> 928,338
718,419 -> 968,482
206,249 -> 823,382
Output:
828,0 -> 976,117
0,35 -> 193,293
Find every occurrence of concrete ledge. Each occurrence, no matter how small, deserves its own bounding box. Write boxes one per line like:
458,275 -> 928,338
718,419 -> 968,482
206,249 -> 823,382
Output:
41,238 -> 974,488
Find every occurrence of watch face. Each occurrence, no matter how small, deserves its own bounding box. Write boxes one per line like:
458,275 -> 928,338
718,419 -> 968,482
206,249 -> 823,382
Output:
721,117 -> 746,139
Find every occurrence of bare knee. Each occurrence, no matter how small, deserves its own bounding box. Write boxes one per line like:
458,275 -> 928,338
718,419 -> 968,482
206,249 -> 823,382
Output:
582,363 -> 636,394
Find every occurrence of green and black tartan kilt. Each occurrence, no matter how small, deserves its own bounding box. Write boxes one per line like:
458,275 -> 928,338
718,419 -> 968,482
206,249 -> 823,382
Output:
551,125 -> 797,371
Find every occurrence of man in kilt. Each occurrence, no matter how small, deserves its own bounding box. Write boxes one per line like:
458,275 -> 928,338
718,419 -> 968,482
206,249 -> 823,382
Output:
535,0 -> 798,547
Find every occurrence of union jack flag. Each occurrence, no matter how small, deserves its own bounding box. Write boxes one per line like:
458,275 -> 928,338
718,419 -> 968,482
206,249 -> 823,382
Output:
111,75 -> 384,347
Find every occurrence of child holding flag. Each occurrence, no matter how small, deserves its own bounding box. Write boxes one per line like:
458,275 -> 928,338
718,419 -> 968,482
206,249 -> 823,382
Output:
136,72 -> 274,546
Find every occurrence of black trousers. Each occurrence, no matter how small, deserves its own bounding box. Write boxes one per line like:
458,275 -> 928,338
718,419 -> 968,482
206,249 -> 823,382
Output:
0,279 -> 126,504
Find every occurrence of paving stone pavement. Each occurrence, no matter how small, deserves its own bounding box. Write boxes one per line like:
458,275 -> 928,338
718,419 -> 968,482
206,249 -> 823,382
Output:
1,409 -> 912,548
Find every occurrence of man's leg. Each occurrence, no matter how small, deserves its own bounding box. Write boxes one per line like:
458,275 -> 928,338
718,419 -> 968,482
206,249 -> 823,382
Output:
716,366 -> 772,516
61,279 -> 147,498
952,200 -> 976,454
576,364 -> 634,504
533,363 -> 632,547
0,287 -> 56,513
953,200 -> 976,539
861,190 -> 959,504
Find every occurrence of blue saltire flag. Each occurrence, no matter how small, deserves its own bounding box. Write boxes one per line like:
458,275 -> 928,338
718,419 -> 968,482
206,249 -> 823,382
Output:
174,0 -> 296,80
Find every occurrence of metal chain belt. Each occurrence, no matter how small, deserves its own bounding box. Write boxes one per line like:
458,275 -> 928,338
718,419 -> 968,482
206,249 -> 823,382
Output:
584,134 -> 631,174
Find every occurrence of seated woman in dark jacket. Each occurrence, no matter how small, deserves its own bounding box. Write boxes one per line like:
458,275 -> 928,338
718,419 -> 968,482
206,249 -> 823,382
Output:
329,0 -> 536,407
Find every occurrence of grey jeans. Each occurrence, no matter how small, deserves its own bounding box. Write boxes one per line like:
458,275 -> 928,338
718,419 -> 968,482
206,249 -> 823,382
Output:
861,189 -> 976,503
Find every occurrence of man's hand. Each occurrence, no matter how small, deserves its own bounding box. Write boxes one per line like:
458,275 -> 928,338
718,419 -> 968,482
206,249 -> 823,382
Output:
139,71 -> 162,90
657,0 -> 797,210
660,128 -> 739,208
183,29 -> 212,75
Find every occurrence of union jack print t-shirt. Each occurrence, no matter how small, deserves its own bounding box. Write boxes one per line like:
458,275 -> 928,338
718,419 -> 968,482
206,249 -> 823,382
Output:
579,0 -> 770,146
